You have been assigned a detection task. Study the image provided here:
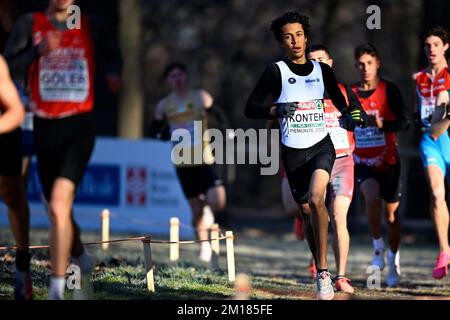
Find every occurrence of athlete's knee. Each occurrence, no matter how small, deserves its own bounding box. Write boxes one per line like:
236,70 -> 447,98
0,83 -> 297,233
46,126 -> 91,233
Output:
206,187 -> 226,211
430,185 -> 446,206
300,203 -> 311,217
49,194 -> 72,224
332,211 -> 347,229
208,197 -> 226,212
385,205 -> 399,225
308,193 -> 325,212
385,213 -> 398,225
0,186 -> 21,208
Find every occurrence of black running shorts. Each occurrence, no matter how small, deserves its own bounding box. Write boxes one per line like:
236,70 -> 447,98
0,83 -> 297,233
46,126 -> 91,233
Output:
355,162 -> 401,203
34,112 -> 95,200
0,128 -> 21,177
175,165 -> 223,199
283,135 -> 336,204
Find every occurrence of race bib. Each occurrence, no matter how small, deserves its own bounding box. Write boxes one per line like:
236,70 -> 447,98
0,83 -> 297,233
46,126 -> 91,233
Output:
280,100 -> 327,149
329,126 -> 350,150
39,57 -> 89,102
354,126 -> 386,148
325,107 -> 350,150
283,101 -> 325,135
421,98 -> 435,126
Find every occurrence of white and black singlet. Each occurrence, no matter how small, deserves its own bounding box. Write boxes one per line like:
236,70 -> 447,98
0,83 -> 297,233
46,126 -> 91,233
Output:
245,59 -> 350,203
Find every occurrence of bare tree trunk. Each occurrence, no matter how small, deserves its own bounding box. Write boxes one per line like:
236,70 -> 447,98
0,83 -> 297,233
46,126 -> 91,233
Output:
118,0 -> 144,138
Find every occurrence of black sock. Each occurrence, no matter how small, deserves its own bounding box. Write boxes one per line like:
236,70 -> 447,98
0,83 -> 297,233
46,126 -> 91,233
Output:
16,250 -> 31,272
317,269 -> 328,274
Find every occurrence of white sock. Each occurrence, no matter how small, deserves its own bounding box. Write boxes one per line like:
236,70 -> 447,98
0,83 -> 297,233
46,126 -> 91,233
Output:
200,241 -> 212,253
372,238 -> 385,250
199,241 -> 212,261
49,276 -> 66,300
202,205 -> 215,228
72,250 -> 93,274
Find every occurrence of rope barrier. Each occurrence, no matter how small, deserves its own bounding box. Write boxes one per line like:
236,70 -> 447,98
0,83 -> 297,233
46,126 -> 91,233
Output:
0,234 -> 233,252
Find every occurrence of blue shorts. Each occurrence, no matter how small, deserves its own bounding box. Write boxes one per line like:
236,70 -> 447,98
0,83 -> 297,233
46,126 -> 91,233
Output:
419,132 -> 450,177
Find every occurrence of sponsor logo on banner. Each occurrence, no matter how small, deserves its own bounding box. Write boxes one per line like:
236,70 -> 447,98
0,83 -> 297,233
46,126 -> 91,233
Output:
126,167 -> 147,206
27,163 -> 120,205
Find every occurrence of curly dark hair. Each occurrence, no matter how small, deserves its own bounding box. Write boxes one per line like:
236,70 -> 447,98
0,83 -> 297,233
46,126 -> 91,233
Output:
163,62 -> 187,78
354,43 -> 379,60
421,25 -> 450,45
270,11 -> 311,43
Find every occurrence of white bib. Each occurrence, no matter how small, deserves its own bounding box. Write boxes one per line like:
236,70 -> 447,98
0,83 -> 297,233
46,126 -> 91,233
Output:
354,126 -> 386,148
275,61 -> 326,149
39,54 -> 89,103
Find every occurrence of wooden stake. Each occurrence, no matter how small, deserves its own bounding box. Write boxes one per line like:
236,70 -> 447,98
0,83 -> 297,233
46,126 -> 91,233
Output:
101,209 -> 110,251
169,217 -> 179,262
142,235 -> 155,292
210,224 -> 220,270
226,231 -> 236,282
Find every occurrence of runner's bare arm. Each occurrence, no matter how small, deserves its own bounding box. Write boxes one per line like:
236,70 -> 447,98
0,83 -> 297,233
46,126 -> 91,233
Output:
199,89 -> 214,109
430,90 -> 450,140
0,56 -> 25,134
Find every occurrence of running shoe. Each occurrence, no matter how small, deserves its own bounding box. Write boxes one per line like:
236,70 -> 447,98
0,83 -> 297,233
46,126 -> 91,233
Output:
72,253 -> 94,300
386,250 -> 401,287
316,271 -> 334,300
14,271 -> 33,300
293,217 -> 305,241
371,247 -> 385,271
432,251 -> 450,280
335,277 -> 354,294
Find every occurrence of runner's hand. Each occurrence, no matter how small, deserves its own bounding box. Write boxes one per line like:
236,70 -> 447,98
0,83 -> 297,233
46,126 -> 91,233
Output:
339,113 -> 356,131
38,31 -> 61,56
346,107 -> 369,128
275,102 -> 297,118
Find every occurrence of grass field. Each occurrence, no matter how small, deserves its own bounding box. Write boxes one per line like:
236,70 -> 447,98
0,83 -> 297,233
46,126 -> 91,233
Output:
1,226 -> 450,300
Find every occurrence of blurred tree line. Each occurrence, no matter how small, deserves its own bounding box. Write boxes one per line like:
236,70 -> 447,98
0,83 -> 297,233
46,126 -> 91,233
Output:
2,0 -> 450,223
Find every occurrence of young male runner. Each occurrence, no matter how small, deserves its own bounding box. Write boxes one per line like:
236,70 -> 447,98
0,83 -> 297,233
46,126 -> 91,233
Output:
0,54 -> 28,299
305,44 -> 366,293
245,12 -> 364,300
4,0 -> 122,299
149,62 -> 226,262
415,26 -> 450,279
352,43 -> 409,287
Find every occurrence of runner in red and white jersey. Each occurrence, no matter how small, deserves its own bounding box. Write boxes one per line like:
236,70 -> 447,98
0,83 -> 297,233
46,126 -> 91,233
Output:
352,43 -> 409,287
5,0 -> 122,300
414,26 -> 450,279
